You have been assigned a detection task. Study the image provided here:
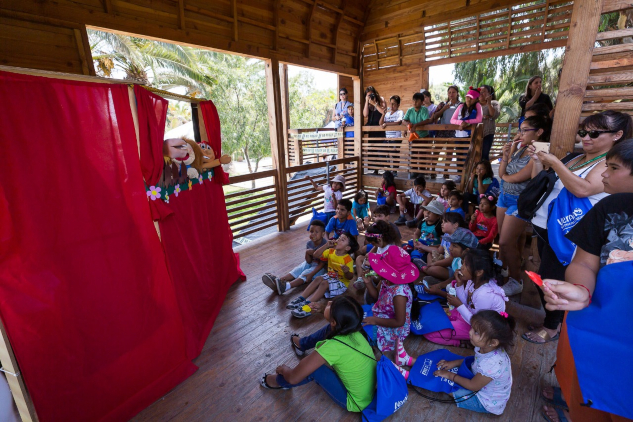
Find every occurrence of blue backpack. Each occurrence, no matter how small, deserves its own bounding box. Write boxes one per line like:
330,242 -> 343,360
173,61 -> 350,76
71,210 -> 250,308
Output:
307,207 -> 328,231
410,301 -> 453,335
332,339 -> 408,421
547,187 -> 593,266
361,305 -> 377,346
407,349 -> 474,393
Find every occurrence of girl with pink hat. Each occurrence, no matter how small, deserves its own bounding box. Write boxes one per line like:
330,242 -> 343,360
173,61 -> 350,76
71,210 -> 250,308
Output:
361,245 -> 419,352
450,87 -> 483,138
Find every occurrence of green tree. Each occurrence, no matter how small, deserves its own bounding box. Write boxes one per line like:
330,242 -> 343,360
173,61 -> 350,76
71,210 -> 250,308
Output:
288,71 -> 336,128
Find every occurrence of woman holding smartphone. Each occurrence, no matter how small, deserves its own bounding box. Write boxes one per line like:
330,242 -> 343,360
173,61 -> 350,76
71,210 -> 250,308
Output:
522,110 -> 632,345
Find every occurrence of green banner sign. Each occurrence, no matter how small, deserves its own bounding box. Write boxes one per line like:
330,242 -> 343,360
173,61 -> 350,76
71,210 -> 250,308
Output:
302,147 -> 339,154
289,131 -> 342,140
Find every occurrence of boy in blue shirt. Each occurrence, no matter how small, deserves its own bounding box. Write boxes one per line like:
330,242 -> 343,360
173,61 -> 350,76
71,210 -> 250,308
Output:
447,190 -> 466,219
325,199 -> 358,240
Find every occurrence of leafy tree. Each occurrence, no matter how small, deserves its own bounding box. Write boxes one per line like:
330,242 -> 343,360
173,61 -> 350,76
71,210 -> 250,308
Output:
288,71 -> 336,128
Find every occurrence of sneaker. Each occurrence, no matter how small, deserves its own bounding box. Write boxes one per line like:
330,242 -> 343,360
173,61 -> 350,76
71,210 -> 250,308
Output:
395,215 -> 407,225
406,218 -> 419,228
286,296 -> 306,310
291,308 -> 312,318
412,258 -> 426,270
262,273 -> 278,293
502,277 -> 523,296
353,277 -> 365,290
275,278 -> 287,295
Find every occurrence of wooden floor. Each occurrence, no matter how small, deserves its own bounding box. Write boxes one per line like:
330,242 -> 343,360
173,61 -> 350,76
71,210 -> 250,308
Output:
133,217 -> 557,422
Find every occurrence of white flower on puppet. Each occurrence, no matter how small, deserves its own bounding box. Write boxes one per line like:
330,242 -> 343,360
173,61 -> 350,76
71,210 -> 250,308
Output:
147,186 -> 161,201
174,185 -> 181,197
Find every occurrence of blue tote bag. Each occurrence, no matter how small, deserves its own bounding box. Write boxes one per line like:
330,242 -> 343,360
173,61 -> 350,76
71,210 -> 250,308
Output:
361,305 -> 377,345
410,301 -> 453,335
547,187 -> 592,266
331,339 -> 408,421
408,349 -> 474,393
307,207 -> 328,231
413,284 -> 444,302
566,261 -> 633,419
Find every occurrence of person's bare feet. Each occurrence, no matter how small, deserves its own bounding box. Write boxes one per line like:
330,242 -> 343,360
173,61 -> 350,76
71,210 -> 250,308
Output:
542,405 -> 570,422
523,326 -> 559,343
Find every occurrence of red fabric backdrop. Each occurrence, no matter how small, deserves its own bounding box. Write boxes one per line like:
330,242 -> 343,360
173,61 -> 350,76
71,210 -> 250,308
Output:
200,101 -> 229,185
158,180 -> 242,359
134,85 -> 173,220
0,72 -> 196,421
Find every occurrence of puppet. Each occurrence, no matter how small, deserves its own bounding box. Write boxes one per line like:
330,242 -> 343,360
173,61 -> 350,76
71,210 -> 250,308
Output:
183,139 -> 231,176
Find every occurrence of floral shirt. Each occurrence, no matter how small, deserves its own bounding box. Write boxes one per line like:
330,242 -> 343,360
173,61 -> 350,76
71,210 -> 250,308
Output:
472,347 -> 513,415
371,283 -> 412,352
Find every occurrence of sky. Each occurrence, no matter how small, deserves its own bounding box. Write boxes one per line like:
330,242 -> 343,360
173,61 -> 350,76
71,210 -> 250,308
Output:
287,63 -> 456,92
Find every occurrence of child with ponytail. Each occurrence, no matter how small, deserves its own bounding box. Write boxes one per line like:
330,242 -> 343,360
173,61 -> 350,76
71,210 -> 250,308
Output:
469,194 -> 498,249
394,310 -> 515,415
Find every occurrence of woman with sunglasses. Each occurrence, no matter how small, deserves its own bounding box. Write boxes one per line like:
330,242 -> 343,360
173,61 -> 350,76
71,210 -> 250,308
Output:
522,110 -> 632,346
333,88 -> 353,128
497,115 -> 551,297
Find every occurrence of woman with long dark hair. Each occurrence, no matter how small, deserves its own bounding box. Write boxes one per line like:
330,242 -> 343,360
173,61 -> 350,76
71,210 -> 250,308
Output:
260,296 -> 376,413
479,85 -> 500,161
519,76 -> 553,118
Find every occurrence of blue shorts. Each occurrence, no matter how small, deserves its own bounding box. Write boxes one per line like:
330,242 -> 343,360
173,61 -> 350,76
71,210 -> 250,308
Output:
289,262 -> 326,282
454,388 -> 491,413
497,191 -> 527,221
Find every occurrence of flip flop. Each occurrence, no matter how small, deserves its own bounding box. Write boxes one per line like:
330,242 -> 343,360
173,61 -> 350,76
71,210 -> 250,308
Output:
522,329 -> 559,344
290,334 -> 305,357
260,373 -> 287,390
541,405 -> 569,422
542,386 -> 569,410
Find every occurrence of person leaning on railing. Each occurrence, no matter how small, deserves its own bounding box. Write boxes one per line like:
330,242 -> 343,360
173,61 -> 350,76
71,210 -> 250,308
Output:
431,85 -> 461,138
479,85 -> 500,162
333,87 -> 353,128
403,92 -> 434,178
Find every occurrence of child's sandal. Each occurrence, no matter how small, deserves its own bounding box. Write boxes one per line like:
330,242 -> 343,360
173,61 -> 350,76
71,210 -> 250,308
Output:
290,334 -> 305,357
260,373 -> 285,390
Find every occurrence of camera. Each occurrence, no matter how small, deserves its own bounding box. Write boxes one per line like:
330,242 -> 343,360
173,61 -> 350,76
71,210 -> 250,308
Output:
369,93 -> 376,101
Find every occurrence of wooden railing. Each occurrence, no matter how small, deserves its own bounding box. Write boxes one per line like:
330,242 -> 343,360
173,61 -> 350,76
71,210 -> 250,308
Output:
359,124 -> 483,191
287,128 -> 343,166
285,157 -> 360,225
225,170 -> 279,239
490,122 -> 518,160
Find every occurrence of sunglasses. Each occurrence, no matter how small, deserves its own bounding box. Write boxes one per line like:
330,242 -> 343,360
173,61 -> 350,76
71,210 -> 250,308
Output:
577,129 -> 617,139
339,92 -> 347,95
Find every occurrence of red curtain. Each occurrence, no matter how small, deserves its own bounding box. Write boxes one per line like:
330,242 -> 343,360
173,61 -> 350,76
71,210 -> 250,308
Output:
199,101 -> 229,185
134,85 -> 173,220
0,71 -> 196,421
158,181 -> 242,358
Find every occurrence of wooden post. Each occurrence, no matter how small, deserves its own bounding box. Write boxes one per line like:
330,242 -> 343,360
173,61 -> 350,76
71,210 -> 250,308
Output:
421,65 -> 429,90
265,59 -> 289,232
353,76 -> 362,190
549,0 -> 604,158
279,64 -> 290,168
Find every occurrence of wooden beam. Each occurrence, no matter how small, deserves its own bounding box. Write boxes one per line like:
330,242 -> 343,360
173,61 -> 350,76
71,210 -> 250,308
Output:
102,0 -> 113,14
541,0 -> 550,43
602,0 -> 633,12
232,0 -> 238,42
265,59 -> 289,232
73,28 -> 91,76
550,0 -> 605,158
353,76 -> 362,192
421,66 -> 429,90
333,11 -> 344,64
279,64 -> 290,168
307,0 -> 317,58
177,0 -> 186,30
273,0 -> 280,51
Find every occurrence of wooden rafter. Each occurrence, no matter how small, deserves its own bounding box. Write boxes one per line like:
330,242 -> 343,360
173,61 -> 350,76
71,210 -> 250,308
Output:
307,0 -> 317,58
102,0 -> 113,14
273,0 -> 280,51
541,0 -> 550,43
333,1 -> 346,64
177,0 -> 186,30
233,0 -> 238,42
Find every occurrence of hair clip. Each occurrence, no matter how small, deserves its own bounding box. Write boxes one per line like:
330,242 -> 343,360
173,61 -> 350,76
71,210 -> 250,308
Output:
499,311 -> 508,318
365,233 -> 383,239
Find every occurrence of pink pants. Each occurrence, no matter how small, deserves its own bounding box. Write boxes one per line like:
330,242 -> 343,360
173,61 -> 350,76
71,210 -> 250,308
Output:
423,308 -> 470,347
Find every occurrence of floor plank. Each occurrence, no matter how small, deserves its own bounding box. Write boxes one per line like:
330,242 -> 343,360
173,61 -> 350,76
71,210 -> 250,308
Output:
132,217 -> 556,422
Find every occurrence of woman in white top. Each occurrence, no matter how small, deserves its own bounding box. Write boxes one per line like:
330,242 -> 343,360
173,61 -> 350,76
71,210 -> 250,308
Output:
523,110 -> 632,345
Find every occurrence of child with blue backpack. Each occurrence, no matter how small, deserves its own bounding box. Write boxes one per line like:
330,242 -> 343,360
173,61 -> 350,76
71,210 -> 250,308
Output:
424,247 -> 508,347
394,310 -> 515,415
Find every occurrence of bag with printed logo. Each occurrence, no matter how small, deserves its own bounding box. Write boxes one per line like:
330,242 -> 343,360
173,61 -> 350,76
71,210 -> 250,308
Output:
407,349 -> 474,393
547,187 -> 592,266
410,301 -> 453,335
333,339 -> 408,420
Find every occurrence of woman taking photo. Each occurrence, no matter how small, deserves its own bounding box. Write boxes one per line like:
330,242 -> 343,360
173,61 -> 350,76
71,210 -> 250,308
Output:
519,76 -> 553,119
261,296 -> 376,413
479,85 -> 500,161
497,115 -> 550,296
364,86 -> 387,173
522,110 -> 632,344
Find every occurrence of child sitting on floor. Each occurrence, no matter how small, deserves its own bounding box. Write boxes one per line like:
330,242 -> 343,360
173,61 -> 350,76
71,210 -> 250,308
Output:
424,248 -> 508,347
351,190 -> 371,231
407,200 -> 445,267
262,220 -> 327,295
422,213 -> 468,281
447,190 -> 466,218
353,220 -> 398,290
373,205 -> 402,245
376,170 -> 397,207
325,199 -> 359,240
435,180 -> 456,210
306,174 -> 346,223
395,176 -> 433,228
469,194 -> 498,249
394,310 -> 515,415
289,233 -> 359,318
361,245 -> 418,352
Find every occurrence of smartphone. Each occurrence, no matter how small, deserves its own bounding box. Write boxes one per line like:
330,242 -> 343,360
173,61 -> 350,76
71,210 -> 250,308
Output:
533,141 -> 550,154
